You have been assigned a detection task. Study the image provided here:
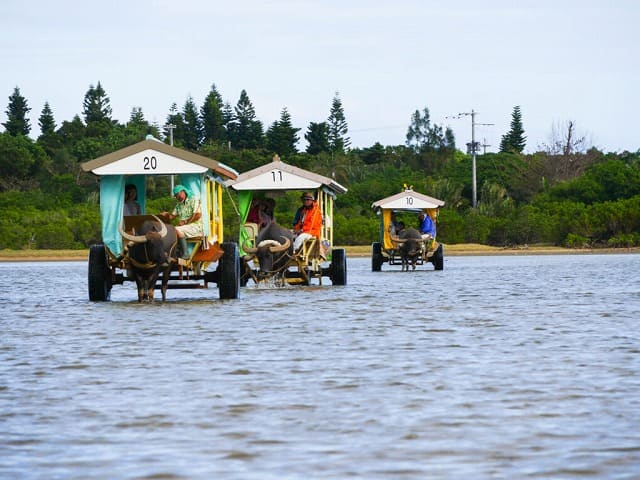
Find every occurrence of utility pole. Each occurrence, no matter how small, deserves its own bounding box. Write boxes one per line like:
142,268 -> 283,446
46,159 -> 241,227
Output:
165,123 -> 176,193
166,123 -> 175,147
448,110 -> 493,208
470,110 -> 478,208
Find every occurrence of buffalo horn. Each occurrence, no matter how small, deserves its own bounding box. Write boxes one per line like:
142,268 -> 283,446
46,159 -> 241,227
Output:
243,239 -> 258,254
269,236 -> 291,253
390,235 -> 406,244
118,215 -> 168,243
119,224 -> 147,243
152,216 -> 168,238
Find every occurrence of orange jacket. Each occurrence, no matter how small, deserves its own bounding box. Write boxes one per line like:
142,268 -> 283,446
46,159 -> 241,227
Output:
294,201 -> 322,237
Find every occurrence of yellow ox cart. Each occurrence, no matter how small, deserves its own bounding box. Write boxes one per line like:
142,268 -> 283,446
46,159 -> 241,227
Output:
229,156 -> 348,286
81,138 -> 240,301
371,187 -> 445,271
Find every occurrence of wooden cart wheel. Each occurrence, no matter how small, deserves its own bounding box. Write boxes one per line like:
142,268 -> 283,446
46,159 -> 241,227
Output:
88,244 -> 111,301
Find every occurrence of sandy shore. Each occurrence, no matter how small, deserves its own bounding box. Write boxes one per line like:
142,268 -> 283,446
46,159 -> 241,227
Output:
343,244 -> 639,257
1,244 -> 637,262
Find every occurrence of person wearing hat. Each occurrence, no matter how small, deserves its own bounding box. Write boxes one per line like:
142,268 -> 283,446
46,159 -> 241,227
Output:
418,211 -> 436,239
161,185 -> 203,259
292,192 -> 322,251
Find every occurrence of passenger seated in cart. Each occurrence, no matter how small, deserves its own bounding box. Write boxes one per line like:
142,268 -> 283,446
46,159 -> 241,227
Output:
261,198 -> 275,228
247,197 -> 275,230
418,212 -> 436,240
161,185 -> 203,259
123,183 -> 141,216
389,213 -> 404,236
292,192 -> 322,251
246,198 -> 263,224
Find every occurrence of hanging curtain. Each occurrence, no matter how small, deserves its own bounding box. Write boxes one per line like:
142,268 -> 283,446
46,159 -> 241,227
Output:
100,175 -> 125,255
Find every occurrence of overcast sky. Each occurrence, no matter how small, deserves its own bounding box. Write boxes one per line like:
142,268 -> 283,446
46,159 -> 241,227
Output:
2,0 -> 638,154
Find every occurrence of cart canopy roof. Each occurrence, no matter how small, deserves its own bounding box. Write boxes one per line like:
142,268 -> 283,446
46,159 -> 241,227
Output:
371,187 -> 445,212
228,155 -> 347,196
80,137 -> 238,179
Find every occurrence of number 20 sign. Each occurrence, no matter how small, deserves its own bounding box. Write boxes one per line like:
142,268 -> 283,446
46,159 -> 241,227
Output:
143,156 -> 158,170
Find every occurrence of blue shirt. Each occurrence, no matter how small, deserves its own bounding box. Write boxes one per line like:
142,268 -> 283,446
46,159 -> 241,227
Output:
419,214 -> 436,237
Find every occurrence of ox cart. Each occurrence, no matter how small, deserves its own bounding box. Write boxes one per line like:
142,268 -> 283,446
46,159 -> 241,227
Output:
81,138 -> 241,301
371,187 -> 445,271
228,155 -> 348,286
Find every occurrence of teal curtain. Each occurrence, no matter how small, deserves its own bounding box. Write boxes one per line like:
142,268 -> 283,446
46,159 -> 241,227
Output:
100,175 -> 125,255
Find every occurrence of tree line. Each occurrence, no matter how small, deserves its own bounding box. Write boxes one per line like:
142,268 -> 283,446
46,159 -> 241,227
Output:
1,83 -> 639,250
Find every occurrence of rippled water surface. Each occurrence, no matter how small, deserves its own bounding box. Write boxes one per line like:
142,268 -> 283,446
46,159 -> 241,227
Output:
2,254 -> 639,479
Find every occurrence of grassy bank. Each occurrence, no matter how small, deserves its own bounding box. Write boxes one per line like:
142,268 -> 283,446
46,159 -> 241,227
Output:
0,249 -> 90,262
2,244 -> 637,262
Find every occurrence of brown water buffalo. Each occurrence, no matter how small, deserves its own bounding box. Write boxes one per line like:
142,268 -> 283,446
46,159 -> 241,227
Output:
243,222 -> 293,282
391,227 -> 423,271
118,216 -> 178,302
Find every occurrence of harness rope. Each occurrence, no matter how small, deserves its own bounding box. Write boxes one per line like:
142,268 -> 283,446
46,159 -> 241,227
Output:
126,240 -> 178,270
225,186 -> 240,216
260,250 -> 293,276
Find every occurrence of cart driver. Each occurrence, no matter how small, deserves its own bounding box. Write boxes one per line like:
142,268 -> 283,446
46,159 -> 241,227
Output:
418,212 -> 436,240
161,185 -> 203,259
292,192 -> 322,251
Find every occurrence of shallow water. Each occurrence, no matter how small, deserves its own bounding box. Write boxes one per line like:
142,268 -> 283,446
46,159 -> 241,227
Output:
1,254 -> 639,479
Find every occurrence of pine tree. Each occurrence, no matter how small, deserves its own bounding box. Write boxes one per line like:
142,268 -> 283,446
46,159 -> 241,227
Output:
126,107 -> 157,141
265,107 -> 300,157
82,82 -> 114,137
82,82 -> 112,124
406,108 -> 431,150
182,95 -> 202,150
221,101 -> 235,147
200,84 -> 225,145
500,105 -> 526,153
129,107 -> 146,125
233,90 -> 263,149
327,92 -> 350,154
38,102 -> 56,137
164,103 -> 185,146
3,86 -> 31,136
305,122 -> 330,155
406,107 -> 453,152
36,101 -> 63,157
444,127 -> 456,150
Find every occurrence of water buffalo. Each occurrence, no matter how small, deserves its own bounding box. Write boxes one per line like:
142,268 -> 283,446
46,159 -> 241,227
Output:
118,216 -> 178,301
243,222 -> 293,283
391,227 -> 423,271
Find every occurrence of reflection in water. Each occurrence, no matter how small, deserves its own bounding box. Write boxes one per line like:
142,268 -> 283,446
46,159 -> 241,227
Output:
1,255 -> 639,479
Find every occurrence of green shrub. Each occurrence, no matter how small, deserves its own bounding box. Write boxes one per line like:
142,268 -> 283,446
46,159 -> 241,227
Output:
33,224 -> 80,249
564,233 -> 590,248
607,233 -> 640,247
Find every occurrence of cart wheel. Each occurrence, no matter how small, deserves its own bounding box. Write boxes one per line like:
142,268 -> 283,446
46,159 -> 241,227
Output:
218,242 -> 240,299
88,244 -> 111,301
432,243 -> 444,271
330,248 -> 347,286
371,242 -> 383,272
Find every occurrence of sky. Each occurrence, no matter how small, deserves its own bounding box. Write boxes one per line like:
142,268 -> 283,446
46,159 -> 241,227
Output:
1,0 -> 638,154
